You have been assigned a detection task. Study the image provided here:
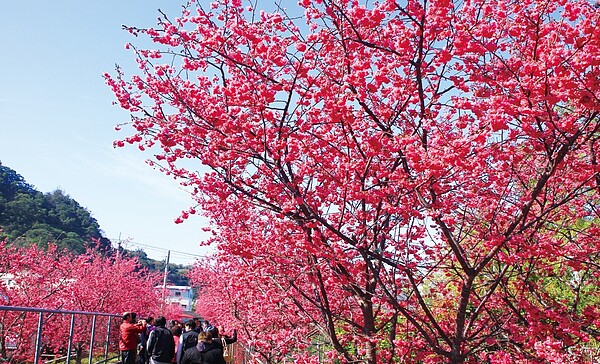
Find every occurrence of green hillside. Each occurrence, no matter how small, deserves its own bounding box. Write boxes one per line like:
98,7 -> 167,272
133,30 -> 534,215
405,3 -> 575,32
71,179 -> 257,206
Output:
0,161 -> 190,285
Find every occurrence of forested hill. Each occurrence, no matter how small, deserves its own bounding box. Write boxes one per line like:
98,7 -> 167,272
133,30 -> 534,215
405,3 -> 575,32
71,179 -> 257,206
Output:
0,161 -> 110,254
0,161 -> 190,285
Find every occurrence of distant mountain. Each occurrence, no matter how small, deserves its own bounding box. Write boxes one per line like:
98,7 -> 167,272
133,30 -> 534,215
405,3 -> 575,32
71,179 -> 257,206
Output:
0,161 -> 190,285
0,161 -> 110,253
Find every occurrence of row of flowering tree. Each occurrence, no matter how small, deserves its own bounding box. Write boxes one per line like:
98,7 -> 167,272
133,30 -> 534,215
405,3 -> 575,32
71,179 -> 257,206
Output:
0,242 -> 177,363
107,0 -> 600,362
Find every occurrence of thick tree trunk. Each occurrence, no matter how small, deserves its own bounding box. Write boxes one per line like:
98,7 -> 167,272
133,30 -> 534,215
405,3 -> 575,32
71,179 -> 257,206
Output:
448,352 -> 465,364
365,340 -> 376,364
362,294 -> 377,364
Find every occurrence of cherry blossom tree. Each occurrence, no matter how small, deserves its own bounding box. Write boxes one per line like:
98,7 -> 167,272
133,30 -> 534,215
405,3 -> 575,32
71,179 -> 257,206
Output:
191,254 -> 321,363
0,242 -> 167,362
51,251 -> 168,364
107,0 -> 600,362
0,243 -> 78,361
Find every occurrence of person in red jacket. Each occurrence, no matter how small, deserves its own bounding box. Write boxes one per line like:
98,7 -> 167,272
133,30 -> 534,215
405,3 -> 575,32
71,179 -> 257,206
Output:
120,312 -> 147,364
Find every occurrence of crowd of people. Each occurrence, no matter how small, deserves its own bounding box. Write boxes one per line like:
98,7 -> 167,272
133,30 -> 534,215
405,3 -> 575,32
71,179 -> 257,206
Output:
119,312 -> 237,364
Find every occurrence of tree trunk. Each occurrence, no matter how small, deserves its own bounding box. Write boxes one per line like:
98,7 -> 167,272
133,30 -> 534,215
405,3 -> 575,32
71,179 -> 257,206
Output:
75,342 -> 84,364
0,334 -> 6,361
364,340 -> 376,364
448,352 -> 465,364
362,294 -> 377,364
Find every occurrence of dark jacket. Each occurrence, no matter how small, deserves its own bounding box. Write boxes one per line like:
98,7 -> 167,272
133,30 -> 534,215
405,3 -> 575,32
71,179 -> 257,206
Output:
181,341 -> 225,364
147,326 -> 175,363
177,330 -> 199,364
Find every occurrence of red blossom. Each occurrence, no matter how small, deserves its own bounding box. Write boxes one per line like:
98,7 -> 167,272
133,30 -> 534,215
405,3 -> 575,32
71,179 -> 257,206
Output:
107,0 -> 600,362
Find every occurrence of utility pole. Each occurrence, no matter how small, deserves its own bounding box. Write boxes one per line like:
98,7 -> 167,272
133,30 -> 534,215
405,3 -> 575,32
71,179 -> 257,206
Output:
116,233 -> 122,259
161,250 -> 170,308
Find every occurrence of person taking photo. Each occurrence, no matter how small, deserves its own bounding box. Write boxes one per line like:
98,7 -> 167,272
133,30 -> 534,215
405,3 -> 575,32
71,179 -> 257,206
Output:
119,312 -> 147,364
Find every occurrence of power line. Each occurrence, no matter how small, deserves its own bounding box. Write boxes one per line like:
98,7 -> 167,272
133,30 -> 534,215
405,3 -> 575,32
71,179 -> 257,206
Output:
111,239 -> 210,260
132,243 -> 208,258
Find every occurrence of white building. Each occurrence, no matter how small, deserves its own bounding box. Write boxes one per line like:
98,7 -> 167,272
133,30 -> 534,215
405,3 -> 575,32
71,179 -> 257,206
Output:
0,273 -> 17,289
159,285 -> 195,310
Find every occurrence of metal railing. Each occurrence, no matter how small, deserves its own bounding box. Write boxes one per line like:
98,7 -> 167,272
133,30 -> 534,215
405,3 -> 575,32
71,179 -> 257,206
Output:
0,305 -> 121,364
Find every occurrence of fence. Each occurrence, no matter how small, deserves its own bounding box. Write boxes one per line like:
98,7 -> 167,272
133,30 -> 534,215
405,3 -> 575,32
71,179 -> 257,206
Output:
0,305 -> 121,364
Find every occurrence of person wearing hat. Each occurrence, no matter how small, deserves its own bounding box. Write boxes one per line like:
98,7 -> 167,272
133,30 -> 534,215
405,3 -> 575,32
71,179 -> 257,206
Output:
120,312 -> 147,364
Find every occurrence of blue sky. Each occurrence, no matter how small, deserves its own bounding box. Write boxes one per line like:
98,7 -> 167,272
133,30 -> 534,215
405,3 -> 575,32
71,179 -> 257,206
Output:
0,1 -> 212,265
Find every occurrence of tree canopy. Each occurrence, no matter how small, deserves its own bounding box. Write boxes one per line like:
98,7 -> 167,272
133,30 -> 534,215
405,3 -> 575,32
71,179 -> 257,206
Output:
107,0 -> 600,362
